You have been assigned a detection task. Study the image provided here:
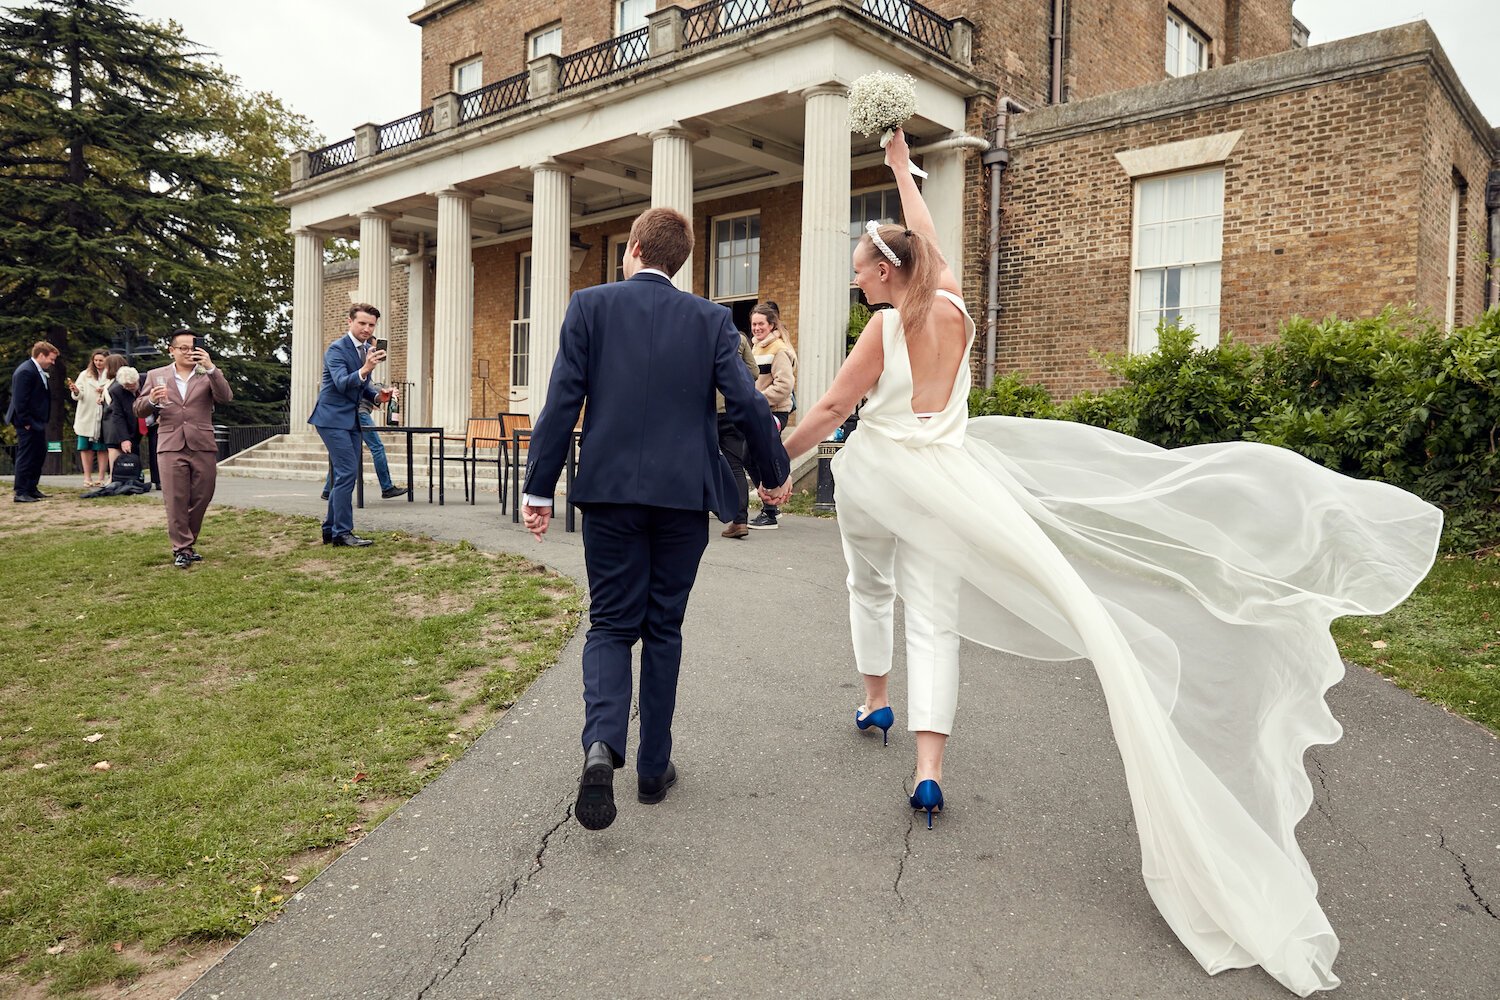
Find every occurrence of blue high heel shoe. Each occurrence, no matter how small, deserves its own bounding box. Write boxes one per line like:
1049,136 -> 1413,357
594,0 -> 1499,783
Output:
854,705 -> 894,746
910,779 -> 944,829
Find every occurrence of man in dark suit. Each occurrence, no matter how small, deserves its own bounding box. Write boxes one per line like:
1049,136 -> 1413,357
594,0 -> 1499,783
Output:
309,303 -> 390,547
135,331 -> 234,568
523,207 -> 789,831
7,341 -> 60,502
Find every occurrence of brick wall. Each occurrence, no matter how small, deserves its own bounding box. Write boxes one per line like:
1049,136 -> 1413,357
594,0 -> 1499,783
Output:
416,0 -> 612,105
997,60 -> 1492,397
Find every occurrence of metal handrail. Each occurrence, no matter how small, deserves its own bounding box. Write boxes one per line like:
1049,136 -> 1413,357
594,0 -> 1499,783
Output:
308,137 -> 356,176
558,27 -> 650,90
854,0 -> 953,56
378,108 -> 434,151
684,0 -> 803,46
460,71 -> 530,123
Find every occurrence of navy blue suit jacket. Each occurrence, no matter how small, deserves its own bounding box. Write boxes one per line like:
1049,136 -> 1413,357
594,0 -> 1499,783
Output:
523,272 -> 790,521
307,336 -> 378,430
6,359 -> 49,429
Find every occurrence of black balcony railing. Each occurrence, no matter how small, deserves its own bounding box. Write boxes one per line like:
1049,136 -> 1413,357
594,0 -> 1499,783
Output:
378,108 -> 434,151
684,0 -> 803,46
558,27 -> 650,90
460,71 -> 530,123
308,137 -> 356,177
855,0 -> 952,56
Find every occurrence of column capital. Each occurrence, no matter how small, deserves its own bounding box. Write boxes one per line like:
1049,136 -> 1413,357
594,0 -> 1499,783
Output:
530,159 -> 581,177
645,123 -> 704,143
291,226 -> 323,239
359,209 -> 399,222
800,83 -> 848,100
434,186 -> 481,202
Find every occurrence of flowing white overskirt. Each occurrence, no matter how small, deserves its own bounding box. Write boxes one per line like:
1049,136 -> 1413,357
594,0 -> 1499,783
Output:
832,414 -> 1442,996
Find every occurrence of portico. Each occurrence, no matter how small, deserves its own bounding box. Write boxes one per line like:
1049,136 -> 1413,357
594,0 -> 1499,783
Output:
280,0 -> 991,431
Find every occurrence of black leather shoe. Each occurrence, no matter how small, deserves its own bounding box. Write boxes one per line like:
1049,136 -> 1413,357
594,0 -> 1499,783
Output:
637,762 -> 677,804
575,741 -> 617,831
173,551 -> 192,569
13,494 -> 39,503
381,486 -> 408,499
27,491 -> 49,499
330,533 -> 373,547
321,529 -> 333,545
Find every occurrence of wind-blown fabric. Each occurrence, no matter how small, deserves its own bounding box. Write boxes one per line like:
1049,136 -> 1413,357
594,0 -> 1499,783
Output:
831,291 -> 1441,995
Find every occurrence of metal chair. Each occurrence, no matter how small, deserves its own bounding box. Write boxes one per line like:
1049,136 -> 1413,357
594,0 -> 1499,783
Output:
428,417 -> 504,505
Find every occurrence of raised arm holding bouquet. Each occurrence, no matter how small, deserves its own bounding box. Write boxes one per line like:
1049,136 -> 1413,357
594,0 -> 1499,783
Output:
847,70 -> 927,178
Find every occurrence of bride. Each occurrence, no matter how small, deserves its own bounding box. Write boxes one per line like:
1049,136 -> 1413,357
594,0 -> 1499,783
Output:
766,129 -> 1441,995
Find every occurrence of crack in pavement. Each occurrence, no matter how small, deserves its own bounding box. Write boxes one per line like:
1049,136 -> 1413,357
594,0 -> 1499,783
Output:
413,795 -> 574,999
1306,752 -> 1369,853
1437,828 -> 1498,921
893,783 -> 917,909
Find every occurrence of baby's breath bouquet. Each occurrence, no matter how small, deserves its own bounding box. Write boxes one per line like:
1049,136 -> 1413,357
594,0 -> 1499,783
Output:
847,71 -> 927,177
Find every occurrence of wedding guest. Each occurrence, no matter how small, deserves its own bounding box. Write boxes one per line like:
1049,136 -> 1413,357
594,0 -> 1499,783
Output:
135,330 -> 233,568
7,340 -> 59,503
747,302 -> 796,530
309,304 -> 391,546
715,331 -> 759,538
100,363 -> 141,468
320,383 -> 406,501
68,348 -> 110,486
769,128 -> 1440,995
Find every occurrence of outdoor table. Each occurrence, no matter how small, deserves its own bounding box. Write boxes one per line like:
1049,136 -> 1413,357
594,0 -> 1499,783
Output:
355,425 -> 445,508
510,428 -> 582,532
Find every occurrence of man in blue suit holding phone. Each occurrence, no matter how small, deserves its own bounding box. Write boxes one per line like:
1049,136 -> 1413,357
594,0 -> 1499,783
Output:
523,207 -> 789,831
309,303 -> 390,546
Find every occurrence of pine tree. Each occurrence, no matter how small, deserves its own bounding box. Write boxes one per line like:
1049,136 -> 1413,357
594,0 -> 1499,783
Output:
0,0 -> 307,431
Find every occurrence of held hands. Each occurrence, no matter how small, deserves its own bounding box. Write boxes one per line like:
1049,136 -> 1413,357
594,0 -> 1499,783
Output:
523,504 -> 552,541
758,476 -> 792,508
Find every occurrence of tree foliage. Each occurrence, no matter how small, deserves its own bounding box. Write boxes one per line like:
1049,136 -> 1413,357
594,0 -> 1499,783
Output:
0,0 -> 317,428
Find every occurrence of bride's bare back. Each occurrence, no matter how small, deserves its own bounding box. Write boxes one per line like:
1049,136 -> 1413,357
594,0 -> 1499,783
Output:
904,293 -> 969,414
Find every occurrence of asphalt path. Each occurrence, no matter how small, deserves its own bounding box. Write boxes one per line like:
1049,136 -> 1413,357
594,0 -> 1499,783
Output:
68,474 -> 1494,1000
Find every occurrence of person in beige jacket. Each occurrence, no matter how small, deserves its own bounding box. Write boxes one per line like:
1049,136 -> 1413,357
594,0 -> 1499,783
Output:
134,330 -> 233,569
748,302 -> 795,529
68,348 -> 111,485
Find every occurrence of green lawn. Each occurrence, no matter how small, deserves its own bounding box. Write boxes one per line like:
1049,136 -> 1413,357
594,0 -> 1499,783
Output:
1332,553 -> 1500,735
0,496 -> 581,996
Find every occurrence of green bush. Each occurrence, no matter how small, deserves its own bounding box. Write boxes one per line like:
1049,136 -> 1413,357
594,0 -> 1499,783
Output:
972,311 -> 1500,551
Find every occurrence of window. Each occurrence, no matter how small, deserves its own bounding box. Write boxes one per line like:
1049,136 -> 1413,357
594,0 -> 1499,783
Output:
607,235 -> 630,283
1165,12 -> 1207,78
850,186 -> 902,302
711,212 -> 760,301
512,253 -> 532,388
1132,168 -> 1223,353
452,57 -> 482,94
1446,174 -> 1464,331
617,0 -> 654,35
528,23 -> 562,60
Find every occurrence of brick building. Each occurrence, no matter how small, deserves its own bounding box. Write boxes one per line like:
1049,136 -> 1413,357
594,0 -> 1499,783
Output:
279,0 -> 1499,427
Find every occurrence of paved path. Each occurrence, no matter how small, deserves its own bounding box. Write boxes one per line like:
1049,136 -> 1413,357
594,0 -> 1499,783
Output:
63,475 -> 1494,999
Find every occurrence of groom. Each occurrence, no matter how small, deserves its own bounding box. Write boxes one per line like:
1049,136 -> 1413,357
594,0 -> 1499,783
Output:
522,207 -> 789,831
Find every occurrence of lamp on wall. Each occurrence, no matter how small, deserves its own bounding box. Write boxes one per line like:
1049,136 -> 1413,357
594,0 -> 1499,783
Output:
570,232 -> 592,272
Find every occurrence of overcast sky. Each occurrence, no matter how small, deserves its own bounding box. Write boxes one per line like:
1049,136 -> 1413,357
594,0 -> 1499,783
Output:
6,1 -> 1498,143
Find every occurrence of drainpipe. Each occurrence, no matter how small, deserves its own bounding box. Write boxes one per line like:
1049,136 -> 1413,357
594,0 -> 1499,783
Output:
981,98 -> 1029,388
1049,0 -> 1066,105
1487,169 -> 1500,309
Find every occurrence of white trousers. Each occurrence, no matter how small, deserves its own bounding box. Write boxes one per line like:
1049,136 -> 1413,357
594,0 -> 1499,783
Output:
839,504 -> 961,734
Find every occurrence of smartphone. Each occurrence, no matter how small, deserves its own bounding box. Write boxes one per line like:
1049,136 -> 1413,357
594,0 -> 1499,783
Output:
193,335 -> 206,351
375,338 -> 388,354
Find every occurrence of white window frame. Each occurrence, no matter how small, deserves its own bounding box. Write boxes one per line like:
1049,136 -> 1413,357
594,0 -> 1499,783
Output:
617,0 -> 654,35
452,57 -> 482,94
512,252 -> 532,390
1165,12 -> 1207,78
710,210 -> 761,303
1446,181 -> 1461,331
528,23 -> 562,60
1129,167 -> 1224,354
607,234 -> 631,283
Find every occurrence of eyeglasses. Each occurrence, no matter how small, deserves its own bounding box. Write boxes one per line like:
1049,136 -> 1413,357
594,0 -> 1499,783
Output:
170,344 -> 195,352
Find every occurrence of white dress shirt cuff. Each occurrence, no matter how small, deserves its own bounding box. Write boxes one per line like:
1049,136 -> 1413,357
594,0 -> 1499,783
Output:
522,493 -> 553,510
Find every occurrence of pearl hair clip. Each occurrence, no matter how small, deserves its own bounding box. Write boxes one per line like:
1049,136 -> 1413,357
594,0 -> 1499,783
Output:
866,221 -> 902,267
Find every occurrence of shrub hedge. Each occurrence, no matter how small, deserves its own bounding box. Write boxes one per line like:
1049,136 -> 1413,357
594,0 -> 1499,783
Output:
968,309 -> 1500,551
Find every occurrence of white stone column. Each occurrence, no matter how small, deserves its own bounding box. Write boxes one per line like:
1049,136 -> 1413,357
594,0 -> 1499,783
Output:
649,126 -> 695,290
528,162 -> 574,418
922,148 -> 966,297
432,188 -> 476,433
796,84 -> 852,420
290,228 -> 324,431
358,211 -> 395,383
401,246 -> 430,426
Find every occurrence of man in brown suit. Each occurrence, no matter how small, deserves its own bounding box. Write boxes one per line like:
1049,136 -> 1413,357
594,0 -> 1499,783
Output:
135,330 -> 233,569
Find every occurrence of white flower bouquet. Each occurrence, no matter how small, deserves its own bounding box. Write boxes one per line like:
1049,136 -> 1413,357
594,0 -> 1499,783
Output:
847,71 -> 927,177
